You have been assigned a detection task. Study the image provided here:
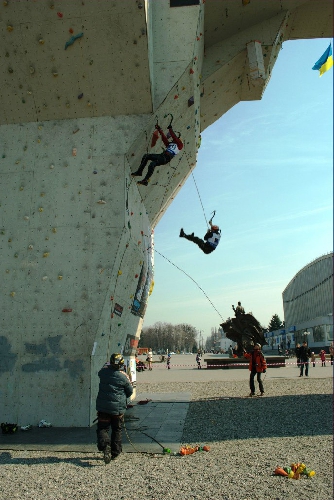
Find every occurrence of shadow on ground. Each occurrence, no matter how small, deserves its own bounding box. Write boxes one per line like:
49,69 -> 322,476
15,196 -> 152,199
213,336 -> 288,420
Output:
182,393 -> 332,442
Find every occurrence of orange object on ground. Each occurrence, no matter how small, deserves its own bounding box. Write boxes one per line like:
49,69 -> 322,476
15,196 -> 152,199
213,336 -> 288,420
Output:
274,467 -> 289,477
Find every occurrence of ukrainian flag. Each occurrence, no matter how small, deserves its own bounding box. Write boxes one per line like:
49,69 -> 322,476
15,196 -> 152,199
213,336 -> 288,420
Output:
312,43 -> 333,77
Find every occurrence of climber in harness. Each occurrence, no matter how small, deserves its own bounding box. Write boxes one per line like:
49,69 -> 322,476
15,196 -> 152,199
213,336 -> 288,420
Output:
179,212 -> 221,255
131,118 -> 183,186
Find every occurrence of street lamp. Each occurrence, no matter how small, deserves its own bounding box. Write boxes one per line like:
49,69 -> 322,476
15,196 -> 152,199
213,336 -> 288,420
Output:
303,330 -> 310,344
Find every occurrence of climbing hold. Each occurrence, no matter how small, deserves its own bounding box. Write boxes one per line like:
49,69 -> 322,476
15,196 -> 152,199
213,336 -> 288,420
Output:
10,292 -> 15,297
38,207 -> 44,212
69,28 -> 74,34
43,252 -> 50,258
110,296 -> 114,300
28,245 -> 33,250
97,199 -> 106,204
118,270 -> 122,275
57,12 -> 63,18
52,228 -> 57,233
174,95 -> 179,99
38,38 -> 45,45
72,148 -> 77,156
65,32 -> 84,50
7,25 -> 13,32
189,68 -> 194,74
29,66 -> 35,74
58,275 -> 63,280
78,93 -> 83,99
138,241 -> 141,245
135,274 -> 138,278
62,308 -> 73,313
93,170 -> 98,174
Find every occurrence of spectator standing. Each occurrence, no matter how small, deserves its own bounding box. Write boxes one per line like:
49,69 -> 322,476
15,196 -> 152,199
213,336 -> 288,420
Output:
244,343 -> 267,397
299,341 -> 311,377
319,349 -> 326,367
329,343 -> 334,366
295,343 -> 301,368
147,349 -> 153,371
311,352 -> 316,368
196,352 -> 202,369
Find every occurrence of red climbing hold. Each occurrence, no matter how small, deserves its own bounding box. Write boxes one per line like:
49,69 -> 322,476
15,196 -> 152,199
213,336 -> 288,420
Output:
57,12 -> 63,18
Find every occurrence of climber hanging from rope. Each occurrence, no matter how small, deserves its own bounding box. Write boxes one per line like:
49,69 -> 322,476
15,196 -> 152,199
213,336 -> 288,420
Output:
179,211 -> 221,255
131,114 -> 183,186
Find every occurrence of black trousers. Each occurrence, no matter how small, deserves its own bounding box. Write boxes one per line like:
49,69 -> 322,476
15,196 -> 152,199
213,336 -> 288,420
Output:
137,153 -> 171,181
250,370 -> 264,394
300,360 -> 309,376
96,412 -> 123,457
183,234 -> 214,254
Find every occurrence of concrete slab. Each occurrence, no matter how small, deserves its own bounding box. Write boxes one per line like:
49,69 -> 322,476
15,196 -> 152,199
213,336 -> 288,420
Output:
0,392 -> 190,455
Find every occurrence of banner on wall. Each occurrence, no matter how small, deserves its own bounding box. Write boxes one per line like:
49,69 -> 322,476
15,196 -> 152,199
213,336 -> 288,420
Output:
131,230 -> 154,317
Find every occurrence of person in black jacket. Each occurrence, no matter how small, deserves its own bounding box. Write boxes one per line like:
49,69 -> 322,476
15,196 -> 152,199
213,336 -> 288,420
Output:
96,353 -> 133,463
179,221 -> 221,254
299,341 -> 311,377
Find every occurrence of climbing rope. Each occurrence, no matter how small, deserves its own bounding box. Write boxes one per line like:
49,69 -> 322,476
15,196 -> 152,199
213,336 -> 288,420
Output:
153,247 -> 224,321
123,419 -> 166,456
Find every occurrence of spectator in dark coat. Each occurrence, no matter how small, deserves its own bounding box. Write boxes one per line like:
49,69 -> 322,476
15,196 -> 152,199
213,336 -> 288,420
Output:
299,341 -> 311,377
96,353 -> 133,463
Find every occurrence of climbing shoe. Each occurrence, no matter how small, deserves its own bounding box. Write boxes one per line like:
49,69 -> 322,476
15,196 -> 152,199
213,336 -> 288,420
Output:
131,171 -> 141,177
179,228 -> 185,237
103,445 -> 112,464
137,180 -> 148,186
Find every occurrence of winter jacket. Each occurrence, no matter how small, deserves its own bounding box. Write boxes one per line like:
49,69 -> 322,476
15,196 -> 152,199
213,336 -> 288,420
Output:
299,345 -> 311,362
244,350 -> 267,373
96,365 -> 133,415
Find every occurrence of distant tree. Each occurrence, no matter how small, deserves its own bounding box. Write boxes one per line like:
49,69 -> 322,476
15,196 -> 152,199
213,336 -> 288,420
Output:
139,322 -> 198,353
268,314 -> 283,332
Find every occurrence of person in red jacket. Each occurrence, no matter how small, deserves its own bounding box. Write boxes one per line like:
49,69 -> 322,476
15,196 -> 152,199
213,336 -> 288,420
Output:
244,343 -> 267,397
131,124 -> 183,186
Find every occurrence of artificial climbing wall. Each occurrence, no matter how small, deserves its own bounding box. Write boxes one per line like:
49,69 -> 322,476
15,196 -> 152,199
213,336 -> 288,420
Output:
0,114 -> 154,426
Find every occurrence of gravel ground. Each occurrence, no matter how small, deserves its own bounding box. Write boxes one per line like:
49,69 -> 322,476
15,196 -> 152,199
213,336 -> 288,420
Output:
0,377 -> 332,500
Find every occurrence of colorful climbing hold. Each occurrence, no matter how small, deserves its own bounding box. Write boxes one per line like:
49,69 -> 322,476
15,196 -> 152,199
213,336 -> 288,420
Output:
65,32 -> 84,50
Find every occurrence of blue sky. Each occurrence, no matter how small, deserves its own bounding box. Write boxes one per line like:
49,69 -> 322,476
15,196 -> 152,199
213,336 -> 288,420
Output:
144,38 -> 333,339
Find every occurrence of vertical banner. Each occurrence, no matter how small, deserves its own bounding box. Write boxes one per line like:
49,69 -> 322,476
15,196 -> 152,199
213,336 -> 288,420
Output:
131,230 -> 154,317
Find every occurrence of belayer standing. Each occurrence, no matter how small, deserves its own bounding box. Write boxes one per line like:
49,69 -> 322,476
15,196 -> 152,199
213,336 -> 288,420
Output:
244,343 -> 267,397
96,353 -> 133,464
179,220 -> 221,254
132,123 -> 183,186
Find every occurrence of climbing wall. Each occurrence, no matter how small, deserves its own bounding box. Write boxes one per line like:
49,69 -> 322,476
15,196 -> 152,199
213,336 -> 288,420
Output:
0,114 -> 156,426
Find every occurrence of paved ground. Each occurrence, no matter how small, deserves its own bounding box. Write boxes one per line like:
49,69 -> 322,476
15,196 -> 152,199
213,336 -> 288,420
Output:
1,354 -> 332,455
